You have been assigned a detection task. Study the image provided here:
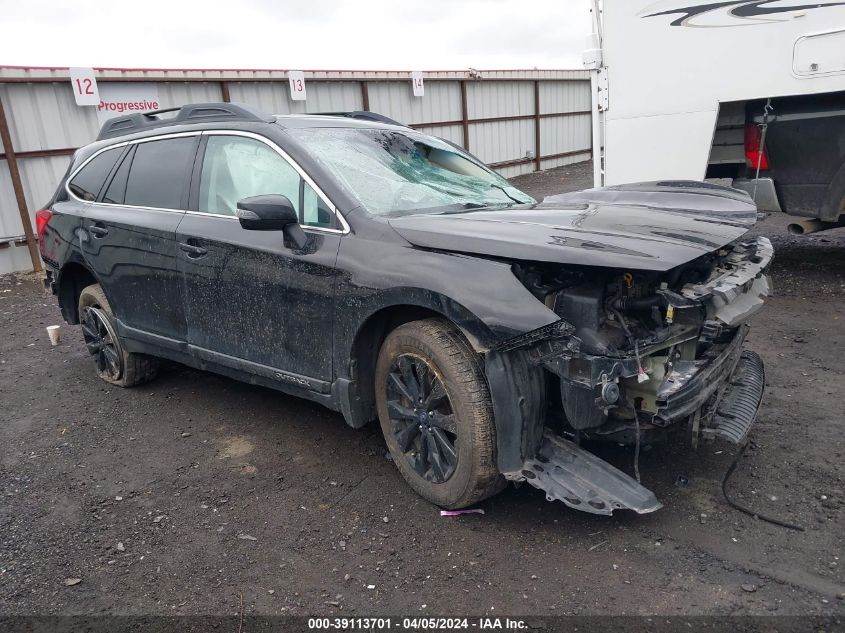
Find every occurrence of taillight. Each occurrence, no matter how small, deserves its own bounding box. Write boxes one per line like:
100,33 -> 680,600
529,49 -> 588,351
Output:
35,208 -> 52,238
744,122 -> 769,171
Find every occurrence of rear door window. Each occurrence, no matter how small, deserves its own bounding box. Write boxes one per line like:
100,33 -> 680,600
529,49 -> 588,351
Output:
124,137 -> 198,209
68,147 -> 122,201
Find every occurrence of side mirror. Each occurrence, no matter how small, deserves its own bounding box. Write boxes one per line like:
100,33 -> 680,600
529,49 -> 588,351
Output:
235,195 -> 298,230
235,194 -> 307,248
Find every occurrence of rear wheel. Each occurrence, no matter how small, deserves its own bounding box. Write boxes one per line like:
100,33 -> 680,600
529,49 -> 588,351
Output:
375,318 -> 504,509
78,284 -> 159,387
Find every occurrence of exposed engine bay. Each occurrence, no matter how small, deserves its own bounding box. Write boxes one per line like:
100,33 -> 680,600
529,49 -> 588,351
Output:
511,235 -> 771,436
477,187 -> 772,516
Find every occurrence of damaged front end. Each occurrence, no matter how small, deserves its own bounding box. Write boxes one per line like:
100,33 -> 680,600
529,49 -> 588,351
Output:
486,236 -> 773,515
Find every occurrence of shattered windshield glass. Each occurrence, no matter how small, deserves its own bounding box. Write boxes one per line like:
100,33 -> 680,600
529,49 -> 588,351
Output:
287,127 -> 536,215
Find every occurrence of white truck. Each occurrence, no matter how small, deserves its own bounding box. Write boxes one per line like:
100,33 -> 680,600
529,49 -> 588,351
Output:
585,0 -> 845,234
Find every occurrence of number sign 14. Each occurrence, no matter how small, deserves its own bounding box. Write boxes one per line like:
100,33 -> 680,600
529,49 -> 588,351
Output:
411,72 -> 424,97
69,67 -> 100,106
288,71 -> 307,101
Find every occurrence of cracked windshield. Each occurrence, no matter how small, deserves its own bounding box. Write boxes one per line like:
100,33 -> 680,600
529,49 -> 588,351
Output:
288,127 -> 535,215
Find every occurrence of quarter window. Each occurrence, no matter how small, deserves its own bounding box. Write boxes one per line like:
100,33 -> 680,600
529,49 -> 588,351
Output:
198,135 -> 301,216
124,137 -> 197,209
303,181 -> 334,228
68,147 -> 122,201
102,146 -> 134,205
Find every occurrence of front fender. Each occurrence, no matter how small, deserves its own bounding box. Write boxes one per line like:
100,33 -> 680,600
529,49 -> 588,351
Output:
331,225 -> 560,429
333,232 -> 559,369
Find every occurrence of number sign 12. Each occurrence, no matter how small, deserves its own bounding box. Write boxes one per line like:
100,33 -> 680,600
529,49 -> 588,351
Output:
69,67 -> 100,106
288,71 -> 307,101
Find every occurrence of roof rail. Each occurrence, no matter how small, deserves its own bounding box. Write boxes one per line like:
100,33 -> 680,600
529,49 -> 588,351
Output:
96,102 -> 275,140
318,111 -> 407,127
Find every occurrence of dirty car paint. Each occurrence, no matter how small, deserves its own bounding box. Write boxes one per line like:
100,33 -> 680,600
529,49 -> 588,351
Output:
41,115 -> 771,517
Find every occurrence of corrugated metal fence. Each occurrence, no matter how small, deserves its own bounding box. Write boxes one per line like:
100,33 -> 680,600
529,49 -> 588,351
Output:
0,67 -> 592,274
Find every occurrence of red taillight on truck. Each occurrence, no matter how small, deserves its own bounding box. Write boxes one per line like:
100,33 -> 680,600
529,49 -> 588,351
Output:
744,122 -> 769,171
35,209 -> 52,238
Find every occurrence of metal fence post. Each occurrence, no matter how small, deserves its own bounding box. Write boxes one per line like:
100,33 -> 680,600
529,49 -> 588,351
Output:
360,81 -> 370,111
460,80 -> 469,151
534,80 -> 542,172
0,95 -> 42,273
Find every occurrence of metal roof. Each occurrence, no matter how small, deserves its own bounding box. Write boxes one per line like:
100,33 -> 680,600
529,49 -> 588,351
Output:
0,66 -> 590,82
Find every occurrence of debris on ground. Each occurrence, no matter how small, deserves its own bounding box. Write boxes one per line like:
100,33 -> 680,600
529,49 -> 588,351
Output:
440,509 -> 485,517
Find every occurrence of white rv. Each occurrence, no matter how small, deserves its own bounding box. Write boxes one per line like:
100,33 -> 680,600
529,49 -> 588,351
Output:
585,0 -> 845,233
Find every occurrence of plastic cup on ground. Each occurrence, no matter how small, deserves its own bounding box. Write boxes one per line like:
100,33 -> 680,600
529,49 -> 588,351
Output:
46,325 -> 61,346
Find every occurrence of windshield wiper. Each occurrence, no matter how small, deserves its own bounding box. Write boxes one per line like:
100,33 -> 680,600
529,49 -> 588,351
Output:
434,202 -> 489,214
489,184 -> 524,204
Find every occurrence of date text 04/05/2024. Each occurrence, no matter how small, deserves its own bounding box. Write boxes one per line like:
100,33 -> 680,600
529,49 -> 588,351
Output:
307,617 -> 528,630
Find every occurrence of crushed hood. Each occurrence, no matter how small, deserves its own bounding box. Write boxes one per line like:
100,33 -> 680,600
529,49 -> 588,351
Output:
388,181 -> 757,272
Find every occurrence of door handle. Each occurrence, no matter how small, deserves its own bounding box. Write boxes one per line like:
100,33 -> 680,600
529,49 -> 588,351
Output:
88,224 -> 109,238
179,242 -> 208,258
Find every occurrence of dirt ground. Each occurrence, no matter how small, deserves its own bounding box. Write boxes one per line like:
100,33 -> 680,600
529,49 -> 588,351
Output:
1,161 -> 843,618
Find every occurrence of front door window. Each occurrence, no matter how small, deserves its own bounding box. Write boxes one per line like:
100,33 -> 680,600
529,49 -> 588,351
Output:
198,135 -> 301,216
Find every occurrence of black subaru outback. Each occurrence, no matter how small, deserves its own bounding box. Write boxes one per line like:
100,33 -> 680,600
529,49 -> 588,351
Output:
39,102 -> 771,515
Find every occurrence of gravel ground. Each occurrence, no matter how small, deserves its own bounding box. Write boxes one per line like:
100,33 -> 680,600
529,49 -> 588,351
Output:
1,161 -> 843,618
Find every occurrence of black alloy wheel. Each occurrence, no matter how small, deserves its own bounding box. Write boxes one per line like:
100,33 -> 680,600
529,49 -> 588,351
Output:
81,305 -> 123,382
385,353 -> 458,483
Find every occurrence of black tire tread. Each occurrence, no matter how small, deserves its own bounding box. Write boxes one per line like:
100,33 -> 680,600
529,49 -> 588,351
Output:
376,318 -> 504,508
78,284 -> 159,388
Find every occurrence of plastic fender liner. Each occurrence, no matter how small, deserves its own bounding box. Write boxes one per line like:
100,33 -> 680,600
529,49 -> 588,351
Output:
485,348 -> 546,473
504,432 -> 663,516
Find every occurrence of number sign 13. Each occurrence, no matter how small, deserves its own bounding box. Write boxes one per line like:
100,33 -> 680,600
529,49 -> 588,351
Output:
289,71 -> 307,101
69,67 -> 100,106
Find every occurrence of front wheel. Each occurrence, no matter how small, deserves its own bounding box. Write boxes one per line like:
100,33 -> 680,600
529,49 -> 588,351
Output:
375,318 -> 504,509
78,284 -> 159,387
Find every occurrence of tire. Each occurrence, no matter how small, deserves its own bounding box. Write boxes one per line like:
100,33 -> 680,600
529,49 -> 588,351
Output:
375,318 -> 504,509
820,160 -> 845,222
77,283 -> 159,387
